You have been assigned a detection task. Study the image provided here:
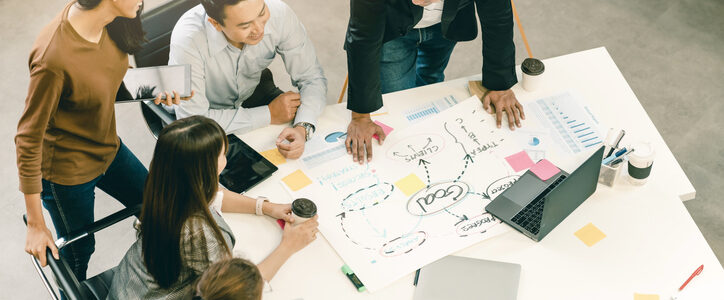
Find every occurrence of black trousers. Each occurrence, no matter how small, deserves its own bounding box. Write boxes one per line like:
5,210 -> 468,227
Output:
242,68 -> 284,108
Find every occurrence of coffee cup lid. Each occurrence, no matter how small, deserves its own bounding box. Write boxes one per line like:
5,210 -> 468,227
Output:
522,58 -> 545,75
629,142 -> 655,164
292,198 -> 317,218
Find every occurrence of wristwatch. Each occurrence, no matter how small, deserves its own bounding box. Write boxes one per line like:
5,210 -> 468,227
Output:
255,196 -> 269,216
293,122 -> 315,141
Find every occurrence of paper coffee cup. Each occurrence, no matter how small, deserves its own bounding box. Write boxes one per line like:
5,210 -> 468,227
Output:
291,198 -> 317,225
521,58 -> 545,92
627,142 -> 655,185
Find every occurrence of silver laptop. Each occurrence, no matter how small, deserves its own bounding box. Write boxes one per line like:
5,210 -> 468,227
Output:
413,256 -> 521,300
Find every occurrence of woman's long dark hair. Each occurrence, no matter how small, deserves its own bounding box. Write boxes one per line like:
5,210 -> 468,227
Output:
77,0 -> 145,54
140,116 -> 231,289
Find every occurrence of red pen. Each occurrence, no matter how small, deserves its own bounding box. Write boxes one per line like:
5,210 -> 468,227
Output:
679,264 -> 704,291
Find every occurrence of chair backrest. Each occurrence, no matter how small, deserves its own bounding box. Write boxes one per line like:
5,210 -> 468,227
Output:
135,0 -> 200,68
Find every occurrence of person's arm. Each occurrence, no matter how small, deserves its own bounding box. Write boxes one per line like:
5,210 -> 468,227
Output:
475,0 -> 524,130
275,2 -> 327,129
343,0 -> 389,164
16,66 -> 64,266
256,216 -> 318,281
169,38 -> 270,134
220,189 -> 292,222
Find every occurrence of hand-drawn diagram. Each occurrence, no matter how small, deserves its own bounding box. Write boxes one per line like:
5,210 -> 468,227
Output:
288,97 -> 529,292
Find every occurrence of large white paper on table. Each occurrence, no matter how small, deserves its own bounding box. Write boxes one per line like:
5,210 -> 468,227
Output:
284,96 -> 550,291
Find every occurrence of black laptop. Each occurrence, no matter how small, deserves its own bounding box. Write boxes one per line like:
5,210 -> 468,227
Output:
486,146 -> 604,242
219,135 -> 278,193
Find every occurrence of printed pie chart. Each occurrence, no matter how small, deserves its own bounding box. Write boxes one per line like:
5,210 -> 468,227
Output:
529,137 -> 540,146
325,132 -> 347,143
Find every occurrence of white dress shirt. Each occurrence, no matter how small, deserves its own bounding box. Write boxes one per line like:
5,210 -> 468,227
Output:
169,0 -> 327,134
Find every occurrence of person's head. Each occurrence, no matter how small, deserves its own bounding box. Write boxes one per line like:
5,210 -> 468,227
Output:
201,0 -> 270,47
194,258 -> 264,300
76,0 -> 145,53
141,115 -> 230,289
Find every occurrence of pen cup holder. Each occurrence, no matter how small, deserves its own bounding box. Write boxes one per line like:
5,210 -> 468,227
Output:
598,162 -> 622,187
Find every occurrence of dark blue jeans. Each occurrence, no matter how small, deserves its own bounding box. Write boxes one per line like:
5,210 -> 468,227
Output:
380,23 -> 457,94
41,140 -> 147,281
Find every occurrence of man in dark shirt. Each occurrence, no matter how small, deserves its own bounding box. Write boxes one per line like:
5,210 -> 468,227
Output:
344,0 -> 525,164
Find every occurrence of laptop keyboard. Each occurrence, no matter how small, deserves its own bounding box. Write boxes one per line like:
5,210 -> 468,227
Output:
511,174 -> 567,235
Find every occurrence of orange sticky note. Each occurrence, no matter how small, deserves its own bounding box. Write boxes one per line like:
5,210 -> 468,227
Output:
260,148 -> 286,166
633,293 -> 659,300
395,173 -> 426,196
282,170 -> 312,192
574,223 -> 606,247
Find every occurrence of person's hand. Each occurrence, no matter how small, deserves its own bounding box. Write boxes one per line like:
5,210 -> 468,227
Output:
412,0 -> 440,7
280,215 -> 319,254
263,202 -> 293,223
154,90 -> 194,106
483,89 -> 525,130
345,112 -> 385,164
276,126 -> 306,159
269,92 -> 301,124
25,222 -> 59,267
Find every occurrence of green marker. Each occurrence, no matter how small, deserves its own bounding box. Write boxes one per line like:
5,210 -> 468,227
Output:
341,264 -> 366,292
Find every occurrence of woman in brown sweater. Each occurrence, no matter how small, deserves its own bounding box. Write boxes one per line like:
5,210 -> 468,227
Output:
16,0 -> 183,281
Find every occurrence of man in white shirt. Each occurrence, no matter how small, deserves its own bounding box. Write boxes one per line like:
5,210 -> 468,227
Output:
170,0 -> 327,159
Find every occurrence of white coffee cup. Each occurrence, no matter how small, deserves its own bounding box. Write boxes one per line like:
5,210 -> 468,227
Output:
521,58 -> 545,92
291,198 -> 317,225
627,142 -> 655,185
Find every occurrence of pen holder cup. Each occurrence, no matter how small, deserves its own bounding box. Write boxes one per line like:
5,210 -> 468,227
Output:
598,162 -> 622,187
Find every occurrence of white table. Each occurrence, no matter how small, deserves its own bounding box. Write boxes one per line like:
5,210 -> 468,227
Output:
225,48 -> 721,299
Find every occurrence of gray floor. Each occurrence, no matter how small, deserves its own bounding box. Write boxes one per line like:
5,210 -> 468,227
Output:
1,0 -> 722,298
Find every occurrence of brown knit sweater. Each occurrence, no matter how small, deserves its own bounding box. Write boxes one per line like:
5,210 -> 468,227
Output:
15,2 -> 128,194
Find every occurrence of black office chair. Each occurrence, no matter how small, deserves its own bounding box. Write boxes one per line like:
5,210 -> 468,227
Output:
23,205 -> 140,300
136,0 -> 200,138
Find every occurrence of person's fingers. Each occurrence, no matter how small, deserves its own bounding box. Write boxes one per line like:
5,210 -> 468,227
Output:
345,135 -> 352,155
351,138 -> 359,162
365,136 -> 373,162
495,104 -> 503,128
357,137 -> 366,164
153,93 -> 162,105
37,247 -> 47,267
512,105 -> 522,128
483,94 -> 492,113
375,125 -> 386,144
172,91 -> 181,105
277,142 -> 292,151
516,102 -> 526,120
164,91 -> 173,106
505,104 -> 516,130
48,241 -> 59,260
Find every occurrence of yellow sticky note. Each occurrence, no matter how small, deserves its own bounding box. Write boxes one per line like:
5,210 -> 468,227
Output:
260,148 -> 286,166
395,173 -> 426,196
574,223 -> 606,247
633,293 -> 659,300
282,170 -> 312,192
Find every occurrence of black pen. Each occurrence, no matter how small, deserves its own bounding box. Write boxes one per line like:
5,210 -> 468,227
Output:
413,269 -> 420,286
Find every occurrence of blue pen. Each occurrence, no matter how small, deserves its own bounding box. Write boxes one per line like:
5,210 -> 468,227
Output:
602,147 -> 629,165
613,147 -> 627,157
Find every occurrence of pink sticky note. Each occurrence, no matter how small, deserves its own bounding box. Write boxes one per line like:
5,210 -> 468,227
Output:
529,159 -> 561,181
505,150 -> 535,172
373,120 -> 394,141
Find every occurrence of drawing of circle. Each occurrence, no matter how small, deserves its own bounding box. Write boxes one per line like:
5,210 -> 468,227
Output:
379,231 -> 427,257
341,182 -> 394,212
325,132 -> 347,143
485,175 -> 520,200
455,213 -> 499,237
406,181 -> 470,216
529,137 -> 540,146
